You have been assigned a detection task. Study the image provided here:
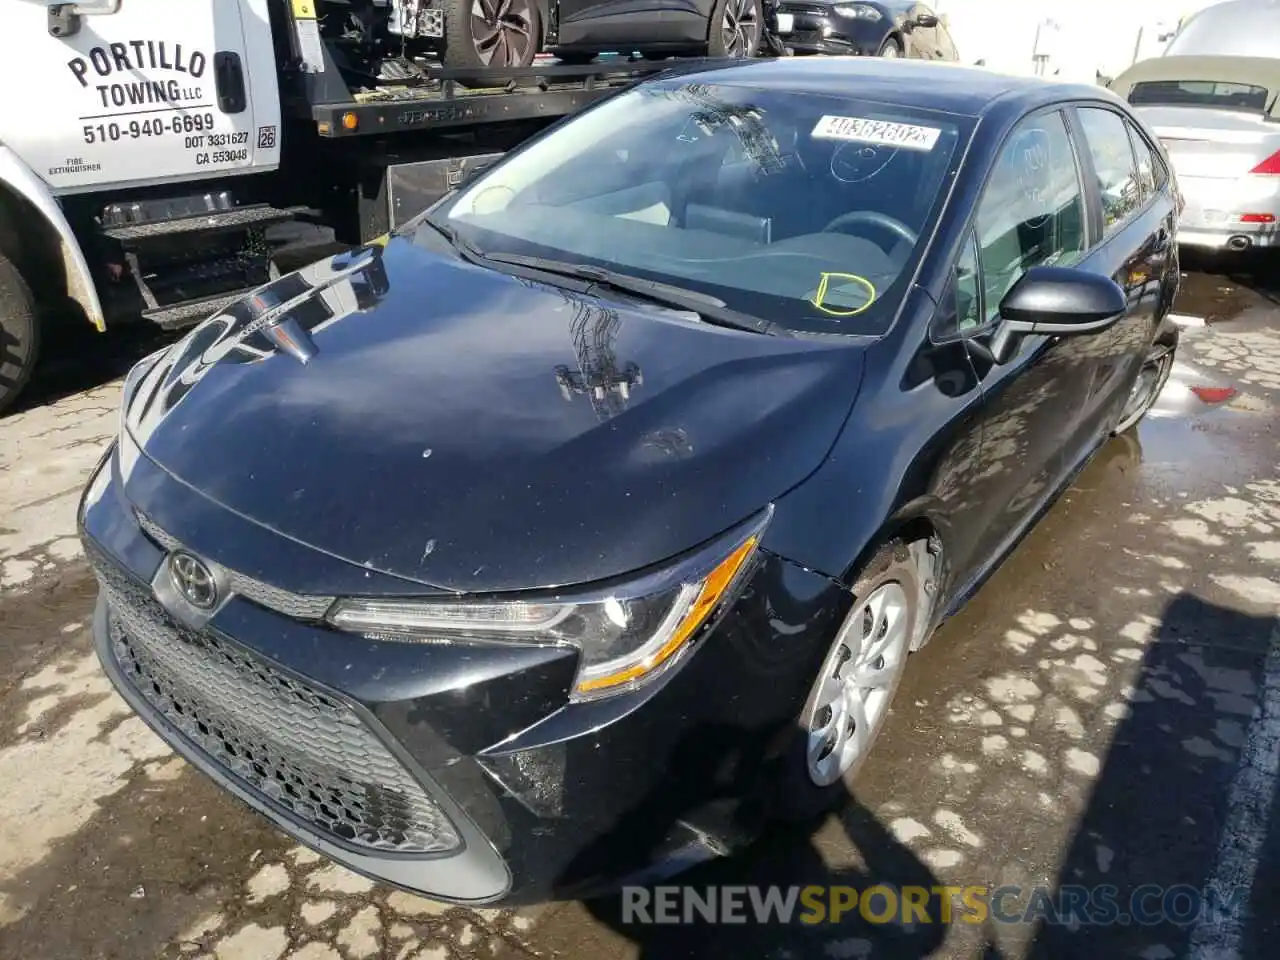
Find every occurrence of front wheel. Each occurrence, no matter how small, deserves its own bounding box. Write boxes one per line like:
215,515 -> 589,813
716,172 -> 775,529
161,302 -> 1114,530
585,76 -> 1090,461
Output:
0,252 -> 40,416
877,34 -> 903,58
1113,328 -> 1178,435
766,541 -> 920,821
708,0 -> 764,58
440,0 -> 541,72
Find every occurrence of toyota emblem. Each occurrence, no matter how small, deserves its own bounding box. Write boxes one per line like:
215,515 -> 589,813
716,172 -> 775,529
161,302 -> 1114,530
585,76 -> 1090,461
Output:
168,551 -> 218,610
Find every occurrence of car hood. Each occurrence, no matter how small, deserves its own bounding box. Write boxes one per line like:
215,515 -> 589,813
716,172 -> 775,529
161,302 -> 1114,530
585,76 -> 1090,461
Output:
123,237 -> 866,593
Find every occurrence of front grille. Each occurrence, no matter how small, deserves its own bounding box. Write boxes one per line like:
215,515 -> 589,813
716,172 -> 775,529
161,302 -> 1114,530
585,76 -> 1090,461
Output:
783,29 -> 836,46
134,511 -> 335,621
94,554 -> 461,855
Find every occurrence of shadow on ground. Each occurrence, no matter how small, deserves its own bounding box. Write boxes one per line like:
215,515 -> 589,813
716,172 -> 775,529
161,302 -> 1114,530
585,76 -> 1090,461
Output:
1025,592 -> 1278,959
564,589 -> 1278,960
1178,248 -> 1280,315
571,795 -> 982,960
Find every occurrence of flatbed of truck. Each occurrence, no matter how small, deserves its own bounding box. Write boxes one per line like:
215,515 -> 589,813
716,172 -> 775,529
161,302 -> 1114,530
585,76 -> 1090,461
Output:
297,56 -> 727,137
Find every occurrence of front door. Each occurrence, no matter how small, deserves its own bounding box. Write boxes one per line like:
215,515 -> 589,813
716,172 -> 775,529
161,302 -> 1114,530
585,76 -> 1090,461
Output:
957,108 -> 1101,567
0,0 -> 281,194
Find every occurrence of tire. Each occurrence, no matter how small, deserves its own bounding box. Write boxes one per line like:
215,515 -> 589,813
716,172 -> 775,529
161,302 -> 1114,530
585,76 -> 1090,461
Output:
0,252 -> 40,416
708,0 -> 765,58
1112,323 -> 1179,436
440,0 -> 541,72
765,540 -> 921,821
877,34 -> 903,57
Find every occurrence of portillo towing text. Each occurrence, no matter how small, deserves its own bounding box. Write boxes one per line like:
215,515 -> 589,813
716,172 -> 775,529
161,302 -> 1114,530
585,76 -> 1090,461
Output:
67,41 -> 207,110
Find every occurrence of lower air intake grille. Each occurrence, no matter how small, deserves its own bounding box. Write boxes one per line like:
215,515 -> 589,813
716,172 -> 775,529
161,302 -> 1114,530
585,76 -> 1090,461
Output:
96,557 -> 460,855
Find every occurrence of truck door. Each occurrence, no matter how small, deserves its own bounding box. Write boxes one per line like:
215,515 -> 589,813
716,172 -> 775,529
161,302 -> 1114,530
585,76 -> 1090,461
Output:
0,0 -> 282,195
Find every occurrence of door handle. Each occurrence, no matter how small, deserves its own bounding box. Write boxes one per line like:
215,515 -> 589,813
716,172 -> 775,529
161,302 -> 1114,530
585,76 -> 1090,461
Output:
214,52 -> 248,114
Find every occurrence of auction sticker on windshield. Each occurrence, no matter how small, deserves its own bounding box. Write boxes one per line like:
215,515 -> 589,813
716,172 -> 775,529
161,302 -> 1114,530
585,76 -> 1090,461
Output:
811,116 -> 941,152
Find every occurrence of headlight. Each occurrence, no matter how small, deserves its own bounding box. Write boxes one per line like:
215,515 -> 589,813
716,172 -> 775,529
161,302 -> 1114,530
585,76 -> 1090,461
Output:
833,4 -> 882,19
327,509 -> 771,701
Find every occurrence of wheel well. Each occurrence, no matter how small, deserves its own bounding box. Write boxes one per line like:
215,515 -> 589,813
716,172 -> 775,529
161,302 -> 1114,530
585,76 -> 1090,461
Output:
0,183 -> 72,312
849,515 -> 943,651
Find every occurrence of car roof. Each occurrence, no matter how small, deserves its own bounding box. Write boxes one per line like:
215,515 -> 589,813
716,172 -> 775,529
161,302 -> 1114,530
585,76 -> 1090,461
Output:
1164,0 -> 1280,58
653,57 -> 1110,119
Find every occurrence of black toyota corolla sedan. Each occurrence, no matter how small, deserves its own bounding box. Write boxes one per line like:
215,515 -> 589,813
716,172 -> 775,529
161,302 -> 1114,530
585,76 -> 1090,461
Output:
80,57 -> 1180,905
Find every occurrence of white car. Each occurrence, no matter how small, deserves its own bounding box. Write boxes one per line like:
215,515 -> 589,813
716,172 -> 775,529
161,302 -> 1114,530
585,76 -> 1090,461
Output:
1112,54 -> 1280,253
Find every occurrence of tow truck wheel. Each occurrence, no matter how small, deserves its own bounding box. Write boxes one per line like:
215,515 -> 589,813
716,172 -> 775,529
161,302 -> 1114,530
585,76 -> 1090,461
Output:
0,252 -> 39,416
441,0 -> 542,73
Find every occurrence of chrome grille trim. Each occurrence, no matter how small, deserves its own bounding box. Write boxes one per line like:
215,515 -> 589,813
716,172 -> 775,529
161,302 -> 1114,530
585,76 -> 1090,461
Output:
135,510 -> 335,621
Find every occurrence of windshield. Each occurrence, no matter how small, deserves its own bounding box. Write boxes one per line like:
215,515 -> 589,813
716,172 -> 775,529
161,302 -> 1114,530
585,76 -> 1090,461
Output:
1128,79 -> 1271,114
427,78 -> 967,335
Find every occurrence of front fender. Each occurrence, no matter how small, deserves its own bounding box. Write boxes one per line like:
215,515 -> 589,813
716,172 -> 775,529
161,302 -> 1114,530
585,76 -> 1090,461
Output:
0,143 -> 105,331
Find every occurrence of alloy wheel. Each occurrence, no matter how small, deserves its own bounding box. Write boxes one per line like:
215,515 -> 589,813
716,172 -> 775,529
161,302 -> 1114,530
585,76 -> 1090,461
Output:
471,0 -> 537,67
1115,341 -> 1175,434
721,0 -> 760,58
804,581 -> 911,787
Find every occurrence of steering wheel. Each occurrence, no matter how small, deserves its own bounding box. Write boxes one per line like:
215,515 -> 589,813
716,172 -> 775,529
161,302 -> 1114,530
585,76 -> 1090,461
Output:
821,210 -> 919,253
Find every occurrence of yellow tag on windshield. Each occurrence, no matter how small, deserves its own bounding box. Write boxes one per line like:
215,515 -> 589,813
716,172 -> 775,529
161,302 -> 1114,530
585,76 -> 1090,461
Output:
810,273 -> 877,317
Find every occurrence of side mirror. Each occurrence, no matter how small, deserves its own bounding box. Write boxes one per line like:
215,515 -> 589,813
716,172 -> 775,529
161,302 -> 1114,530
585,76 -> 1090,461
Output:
915,13 -> 940,27
983,266 -> 1127,363
47,0 -> 120,38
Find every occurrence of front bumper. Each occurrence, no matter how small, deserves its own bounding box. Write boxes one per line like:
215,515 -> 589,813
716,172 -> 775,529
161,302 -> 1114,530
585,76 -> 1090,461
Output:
81,446 -> 848,903
775,7 -> 882,56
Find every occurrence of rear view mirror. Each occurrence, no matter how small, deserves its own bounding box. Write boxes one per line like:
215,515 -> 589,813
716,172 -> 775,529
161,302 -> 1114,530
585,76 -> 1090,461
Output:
999,266 -> 1127,333
915,13 -> 940,27
977,266 -> 1127,364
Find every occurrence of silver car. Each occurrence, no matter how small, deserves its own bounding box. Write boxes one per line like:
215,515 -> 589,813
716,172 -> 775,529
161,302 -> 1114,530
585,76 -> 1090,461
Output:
1110,55 -> 1280,253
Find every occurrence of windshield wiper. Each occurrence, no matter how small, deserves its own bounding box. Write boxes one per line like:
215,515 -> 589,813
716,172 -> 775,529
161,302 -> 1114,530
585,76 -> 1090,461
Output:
416,217 -> 487,264
480,253 -> 781,336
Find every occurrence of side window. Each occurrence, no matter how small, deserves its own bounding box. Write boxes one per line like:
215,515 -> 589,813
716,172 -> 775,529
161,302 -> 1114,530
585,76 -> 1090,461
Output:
975,110 -> 1087,325
954,232 -> 982,332
1077,107 -> 1143,235
1130,124 -> 1169,192
1128,126 -> 1157,201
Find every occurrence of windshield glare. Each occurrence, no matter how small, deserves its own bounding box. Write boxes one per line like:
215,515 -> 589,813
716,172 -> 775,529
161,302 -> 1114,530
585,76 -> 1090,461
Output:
432,80 -> 965,335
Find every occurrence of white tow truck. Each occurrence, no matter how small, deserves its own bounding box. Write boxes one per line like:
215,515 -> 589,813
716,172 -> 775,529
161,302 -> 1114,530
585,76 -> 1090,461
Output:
0,0 -> 694,411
